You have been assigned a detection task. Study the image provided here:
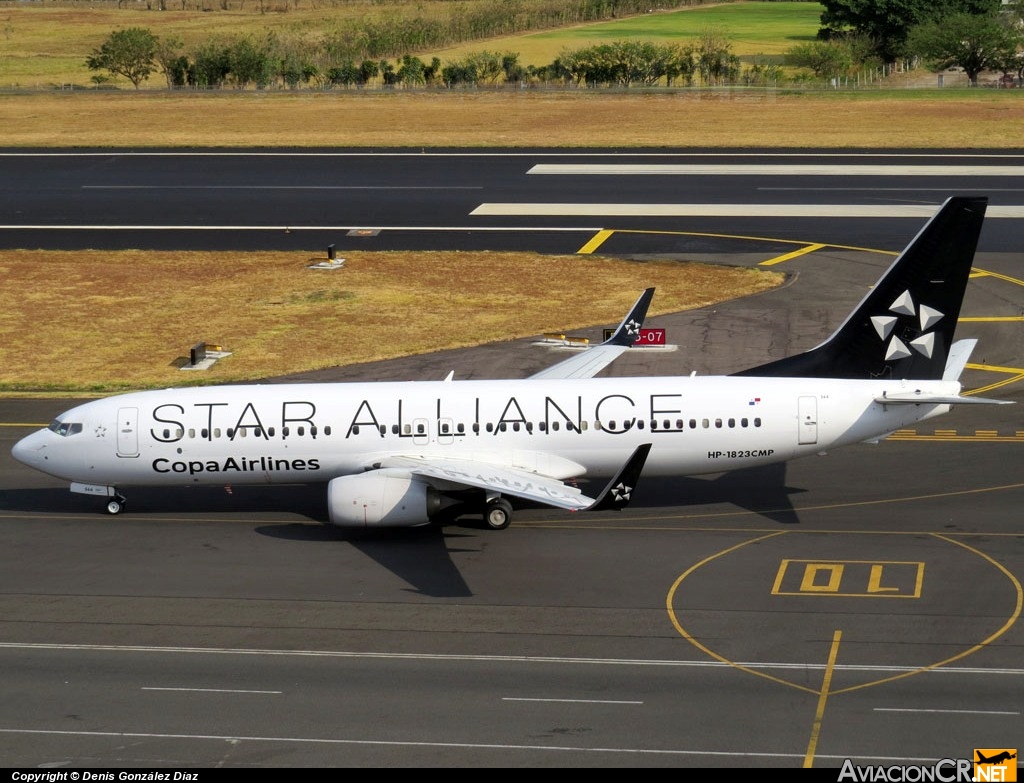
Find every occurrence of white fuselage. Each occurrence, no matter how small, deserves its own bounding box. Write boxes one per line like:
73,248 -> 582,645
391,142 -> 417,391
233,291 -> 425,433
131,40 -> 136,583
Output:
13,375 -> 957,489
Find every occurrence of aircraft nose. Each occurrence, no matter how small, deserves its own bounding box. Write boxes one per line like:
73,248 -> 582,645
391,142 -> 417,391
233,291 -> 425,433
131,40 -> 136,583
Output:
11,431 -> 46,467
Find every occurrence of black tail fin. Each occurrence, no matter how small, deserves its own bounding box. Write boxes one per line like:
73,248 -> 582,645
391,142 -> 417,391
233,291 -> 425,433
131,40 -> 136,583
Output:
734,196 -> 987,381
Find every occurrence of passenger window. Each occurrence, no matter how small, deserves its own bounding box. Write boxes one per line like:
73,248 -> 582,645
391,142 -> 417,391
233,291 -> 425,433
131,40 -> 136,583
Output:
352,425 -> 359,435
741,418 -> 748,428
754,418 -> 762,427
298,426 -> 305,436
728,419 -> 735,428
324,426 -> 332,436
201,428 -> 209,439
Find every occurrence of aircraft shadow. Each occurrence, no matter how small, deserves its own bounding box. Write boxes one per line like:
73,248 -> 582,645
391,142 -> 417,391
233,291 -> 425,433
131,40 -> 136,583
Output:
629,461 -> 807,525
0,484 -> 479,598
1,463 -> 803,599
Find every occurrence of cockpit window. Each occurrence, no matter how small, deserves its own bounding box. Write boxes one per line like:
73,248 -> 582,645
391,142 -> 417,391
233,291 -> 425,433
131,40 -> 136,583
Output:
47,420 -> 83,437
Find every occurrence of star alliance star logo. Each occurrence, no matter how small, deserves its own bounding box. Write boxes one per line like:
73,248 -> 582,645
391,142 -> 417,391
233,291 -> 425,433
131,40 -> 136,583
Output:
94,425 -> 107,438
624,318 -> 641,337
611,482 -> 632,503
870,289 -> 944,362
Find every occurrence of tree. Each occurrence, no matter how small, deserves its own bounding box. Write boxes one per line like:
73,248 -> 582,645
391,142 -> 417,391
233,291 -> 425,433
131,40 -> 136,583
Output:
397,55 -> 426,88
818,0 -> 1002,63
227,36 -> 271,89
153,35 -> 184,89
86,27 -> 160,89
906,10 -> 1022,85
787,40 -> 855,79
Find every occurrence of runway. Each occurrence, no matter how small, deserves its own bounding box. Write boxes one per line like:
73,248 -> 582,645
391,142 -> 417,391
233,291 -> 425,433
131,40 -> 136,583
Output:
0,150 -> 1022,768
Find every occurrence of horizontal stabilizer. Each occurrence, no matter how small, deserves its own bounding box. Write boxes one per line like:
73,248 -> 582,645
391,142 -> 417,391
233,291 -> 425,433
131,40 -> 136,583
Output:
874,392 -> 1012,405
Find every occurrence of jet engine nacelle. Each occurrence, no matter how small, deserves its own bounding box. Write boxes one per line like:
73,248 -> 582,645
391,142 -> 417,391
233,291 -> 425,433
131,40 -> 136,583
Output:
327,472 -> 441,527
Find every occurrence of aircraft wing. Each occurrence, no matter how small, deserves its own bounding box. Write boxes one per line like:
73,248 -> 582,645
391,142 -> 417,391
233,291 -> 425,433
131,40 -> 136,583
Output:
529,288 -> 655,380
378,443 -> 651,512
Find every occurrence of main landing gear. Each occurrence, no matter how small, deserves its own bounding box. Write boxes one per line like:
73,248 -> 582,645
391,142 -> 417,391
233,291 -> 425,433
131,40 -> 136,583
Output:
105,493 -> 127,515
484,497 -> 513,530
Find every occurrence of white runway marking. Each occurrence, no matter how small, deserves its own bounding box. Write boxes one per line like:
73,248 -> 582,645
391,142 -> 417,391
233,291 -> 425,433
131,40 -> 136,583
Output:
528,164 -> 1024,176
2,641 -> 1023,676
470,204 -> 1024,218
0,224 -> 601,232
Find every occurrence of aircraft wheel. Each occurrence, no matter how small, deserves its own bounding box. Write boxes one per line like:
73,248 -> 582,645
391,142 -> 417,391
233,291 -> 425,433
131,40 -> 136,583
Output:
106,496 -> 125,515
484,498 -> 513,530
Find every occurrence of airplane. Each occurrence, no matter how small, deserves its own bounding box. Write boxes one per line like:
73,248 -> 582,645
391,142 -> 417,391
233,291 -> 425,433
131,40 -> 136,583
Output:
11,196 -> 1011,530
977,751 -> 1017,765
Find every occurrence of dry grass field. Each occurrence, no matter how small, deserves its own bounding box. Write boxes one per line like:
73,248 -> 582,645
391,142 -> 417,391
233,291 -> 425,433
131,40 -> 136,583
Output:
0,250 -> 782,393
3,90 -> 1021,148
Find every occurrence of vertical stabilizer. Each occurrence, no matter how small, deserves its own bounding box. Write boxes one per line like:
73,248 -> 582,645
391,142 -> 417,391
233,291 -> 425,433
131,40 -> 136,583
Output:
734,196 -> 987,380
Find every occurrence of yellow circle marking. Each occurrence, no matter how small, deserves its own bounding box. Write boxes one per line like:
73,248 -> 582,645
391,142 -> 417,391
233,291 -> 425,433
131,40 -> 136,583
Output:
665,531 -> 1023,696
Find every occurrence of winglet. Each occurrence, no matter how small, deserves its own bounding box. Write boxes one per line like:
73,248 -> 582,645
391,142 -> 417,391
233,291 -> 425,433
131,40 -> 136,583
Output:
529,288 -> 656,380
584,443 -> 651,512
603,287 -> 655,346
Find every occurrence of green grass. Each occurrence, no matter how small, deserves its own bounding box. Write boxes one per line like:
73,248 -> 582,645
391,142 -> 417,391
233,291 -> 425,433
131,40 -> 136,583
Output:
430,2 -> 823,65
